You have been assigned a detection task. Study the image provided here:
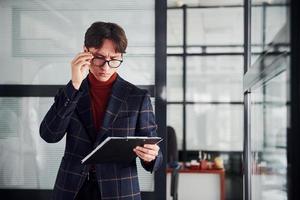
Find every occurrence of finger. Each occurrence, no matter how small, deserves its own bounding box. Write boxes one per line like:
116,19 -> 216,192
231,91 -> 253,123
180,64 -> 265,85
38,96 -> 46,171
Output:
139,146 -> 158,156
75,52 -> 93,59
136,147 -> 156,156
134,149 -> 155,162
76,60 -> 91,68
144,144 -> 160,151
135,147 -> 158,157
134,148 -> 147,158
133,149 -> 143,159
72,52 -> 93,64
73,55 -> 93,65
72,52 -> 91,63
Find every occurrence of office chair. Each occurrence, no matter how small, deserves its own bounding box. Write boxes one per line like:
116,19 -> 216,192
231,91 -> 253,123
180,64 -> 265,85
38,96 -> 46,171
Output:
170,164 -> 180,200
167,126 -> 180,200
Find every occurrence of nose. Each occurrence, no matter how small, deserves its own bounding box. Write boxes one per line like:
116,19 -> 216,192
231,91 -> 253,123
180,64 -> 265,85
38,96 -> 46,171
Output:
99,61 -> 109,70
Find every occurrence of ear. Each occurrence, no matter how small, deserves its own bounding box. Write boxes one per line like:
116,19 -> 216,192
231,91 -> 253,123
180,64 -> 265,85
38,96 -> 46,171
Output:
83,46 -> 88,52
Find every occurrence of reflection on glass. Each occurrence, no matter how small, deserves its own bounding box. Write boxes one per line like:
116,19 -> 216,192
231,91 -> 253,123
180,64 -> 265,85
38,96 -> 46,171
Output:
249,1 -> 289,198
187,8 -> 243,46
167,104 -> 183,150
251,3 -> 288,65
167,57 -> 183,102
0,97 -> 64,189
186,104 -> 243,151
0,0 -> 155,85
251,71 -> 287,200
186,56 -> 243,102
167,9 -> 183,46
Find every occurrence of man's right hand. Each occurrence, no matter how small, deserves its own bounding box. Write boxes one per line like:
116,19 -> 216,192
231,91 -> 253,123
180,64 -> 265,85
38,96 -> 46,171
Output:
71,52 -> 93,90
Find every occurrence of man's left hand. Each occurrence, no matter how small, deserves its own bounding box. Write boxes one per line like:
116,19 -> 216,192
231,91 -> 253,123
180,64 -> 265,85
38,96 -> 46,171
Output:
133,144 -> 160,163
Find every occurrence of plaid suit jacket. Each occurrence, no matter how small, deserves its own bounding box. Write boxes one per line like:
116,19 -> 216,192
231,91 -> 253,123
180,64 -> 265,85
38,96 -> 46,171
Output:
40,74 -> 163,200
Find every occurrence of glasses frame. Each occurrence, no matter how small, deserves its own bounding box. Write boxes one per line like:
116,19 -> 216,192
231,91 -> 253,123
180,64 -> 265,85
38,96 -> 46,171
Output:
90,54 -> 123,69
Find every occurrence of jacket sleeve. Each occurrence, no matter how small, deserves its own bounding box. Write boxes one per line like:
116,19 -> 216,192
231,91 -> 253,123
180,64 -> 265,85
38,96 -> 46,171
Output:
39,80 -> 83,143
136,91 -> 163,173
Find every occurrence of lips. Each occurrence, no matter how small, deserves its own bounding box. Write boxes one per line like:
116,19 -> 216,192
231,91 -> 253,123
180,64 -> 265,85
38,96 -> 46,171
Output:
98,72 -> 107,76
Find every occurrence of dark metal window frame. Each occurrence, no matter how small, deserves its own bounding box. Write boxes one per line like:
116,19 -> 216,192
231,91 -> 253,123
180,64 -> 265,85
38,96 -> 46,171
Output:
167,4 -> 246,163
288,0 -> 300,199
166,0 -> 289,160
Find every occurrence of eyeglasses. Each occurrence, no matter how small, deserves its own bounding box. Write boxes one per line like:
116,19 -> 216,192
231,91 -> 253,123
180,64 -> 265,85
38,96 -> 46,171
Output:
91,56 -> 123,68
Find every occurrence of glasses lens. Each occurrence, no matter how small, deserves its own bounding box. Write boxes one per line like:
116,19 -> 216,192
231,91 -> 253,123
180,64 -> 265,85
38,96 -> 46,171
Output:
92,57 -> 106,66
109,60 -> 122,68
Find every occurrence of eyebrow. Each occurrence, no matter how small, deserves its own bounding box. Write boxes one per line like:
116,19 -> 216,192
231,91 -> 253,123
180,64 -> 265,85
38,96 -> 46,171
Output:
94,53 -> 120,59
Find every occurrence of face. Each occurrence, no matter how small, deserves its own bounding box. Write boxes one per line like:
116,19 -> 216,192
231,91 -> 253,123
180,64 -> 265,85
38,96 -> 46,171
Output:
85,39 -> 122,82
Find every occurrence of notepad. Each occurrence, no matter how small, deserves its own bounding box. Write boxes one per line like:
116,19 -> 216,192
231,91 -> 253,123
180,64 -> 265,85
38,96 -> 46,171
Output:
81,136 -> 163,164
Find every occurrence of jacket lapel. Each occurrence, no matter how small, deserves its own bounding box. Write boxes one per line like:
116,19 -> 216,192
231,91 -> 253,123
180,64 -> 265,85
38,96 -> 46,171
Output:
76,78 -> 97,143
94,75 -> 132,146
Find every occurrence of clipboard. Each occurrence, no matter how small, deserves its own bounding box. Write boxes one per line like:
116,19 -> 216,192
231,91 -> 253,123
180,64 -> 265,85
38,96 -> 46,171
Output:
81,136 -> 163,164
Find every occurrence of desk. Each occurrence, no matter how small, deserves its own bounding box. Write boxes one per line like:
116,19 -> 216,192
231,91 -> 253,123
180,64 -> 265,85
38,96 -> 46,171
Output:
167,168 -> 225,200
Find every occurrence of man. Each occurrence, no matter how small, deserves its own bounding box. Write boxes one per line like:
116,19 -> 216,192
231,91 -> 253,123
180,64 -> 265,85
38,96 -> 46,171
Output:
40,21 -> 162,200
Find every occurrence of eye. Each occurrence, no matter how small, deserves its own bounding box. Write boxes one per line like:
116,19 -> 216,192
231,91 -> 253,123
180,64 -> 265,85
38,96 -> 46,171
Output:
95,56 -> 105,59
92,57 -> 106,66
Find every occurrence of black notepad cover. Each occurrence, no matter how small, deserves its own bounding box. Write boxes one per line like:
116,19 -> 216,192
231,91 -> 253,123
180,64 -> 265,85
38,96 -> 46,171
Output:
81,137 -> 162,164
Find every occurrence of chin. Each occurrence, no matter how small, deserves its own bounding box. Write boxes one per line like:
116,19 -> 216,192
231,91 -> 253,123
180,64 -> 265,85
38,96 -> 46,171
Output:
96,75 -> 109,82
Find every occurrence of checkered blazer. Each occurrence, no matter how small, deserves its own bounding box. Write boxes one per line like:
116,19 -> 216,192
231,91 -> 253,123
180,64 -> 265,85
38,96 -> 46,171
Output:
40,74 -> 163,200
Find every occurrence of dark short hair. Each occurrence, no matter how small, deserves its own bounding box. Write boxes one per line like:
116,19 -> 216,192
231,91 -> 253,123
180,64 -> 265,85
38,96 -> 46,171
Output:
84,21 -> 128,53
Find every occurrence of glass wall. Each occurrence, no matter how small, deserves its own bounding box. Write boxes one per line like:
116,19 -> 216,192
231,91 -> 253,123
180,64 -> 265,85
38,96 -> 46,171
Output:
0,97 -> 57,189
0,0 -> 159,194
251,71 -> 288,200
185,56 -> 243,151
167,2 -> 244,199
244,0 -> 290,199
167,6 -> 244,152
0,0 -> 155,85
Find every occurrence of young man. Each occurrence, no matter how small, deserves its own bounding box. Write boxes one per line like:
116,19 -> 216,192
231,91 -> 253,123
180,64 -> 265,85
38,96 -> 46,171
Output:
40,21 -> 162,200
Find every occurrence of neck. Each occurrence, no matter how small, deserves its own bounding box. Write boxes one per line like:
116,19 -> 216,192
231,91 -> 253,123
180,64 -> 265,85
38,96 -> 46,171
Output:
88,72 -> 117,88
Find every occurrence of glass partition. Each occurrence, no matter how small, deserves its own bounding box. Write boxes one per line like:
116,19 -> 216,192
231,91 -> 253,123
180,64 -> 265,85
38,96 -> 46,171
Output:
0,0 -> 161,195
0,97 -> 156,191
244,0 -> 290,199
0,97 -> 64,189
251,71 -> 288,200
0,0 -> 155,85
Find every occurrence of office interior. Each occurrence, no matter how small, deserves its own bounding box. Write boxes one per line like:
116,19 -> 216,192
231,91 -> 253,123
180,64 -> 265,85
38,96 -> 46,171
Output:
0,0 -> 300,199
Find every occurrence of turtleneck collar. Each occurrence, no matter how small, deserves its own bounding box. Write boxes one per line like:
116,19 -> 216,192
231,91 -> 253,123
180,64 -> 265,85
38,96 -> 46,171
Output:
88,72 -> 117,89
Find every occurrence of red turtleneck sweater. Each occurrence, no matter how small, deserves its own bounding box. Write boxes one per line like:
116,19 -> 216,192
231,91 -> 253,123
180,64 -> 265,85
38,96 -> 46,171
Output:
88,72 -> 117,132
